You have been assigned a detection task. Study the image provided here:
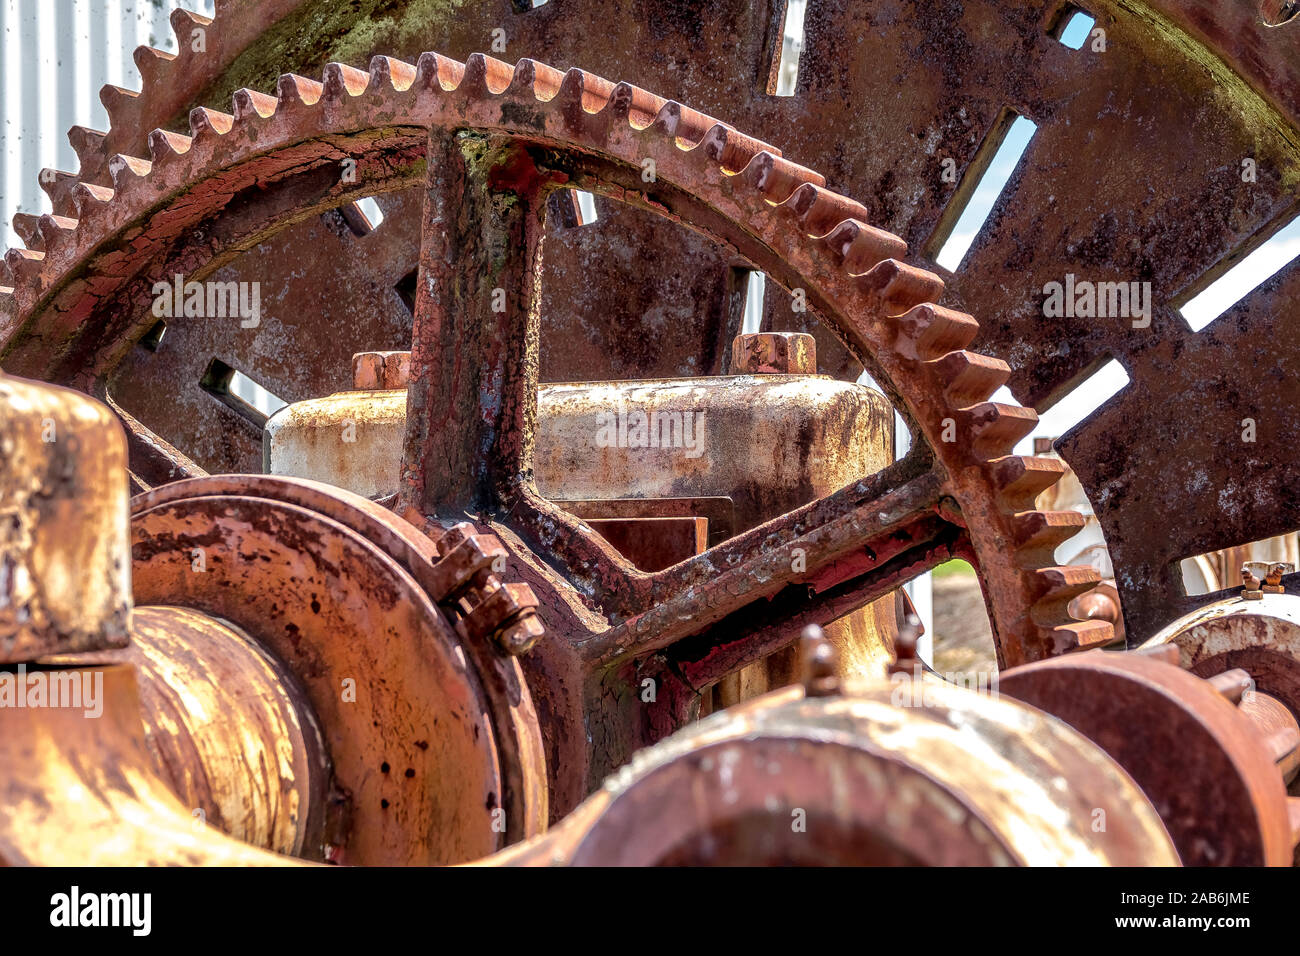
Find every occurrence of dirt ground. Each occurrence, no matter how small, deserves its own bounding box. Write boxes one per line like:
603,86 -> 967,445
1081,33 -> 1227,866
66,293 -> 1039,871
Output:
930,567 -> 997,675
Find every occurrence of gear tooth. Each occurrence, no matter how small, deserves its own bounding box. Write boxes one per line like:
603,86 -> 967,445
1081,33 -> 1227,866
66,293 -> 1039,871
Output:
38,170 -> 80,217
71,182 -> 116,220
989,455 -> 1068,510
929,350 -> 1011,406
322,62 -> 371,101
108,153 -> 153,191
148,128 -> 193,163
132,45 -> 177,86
555,66 -> 584,102
503,57 -> 540,98
1033,569 -> 1116,656
960,401 -> 1038,459
893,302 -> 978,360
605,80 -> 663,126
232,87 -> 278,120
165,10 -> 211,88
855,260 -> 945,314
782,182 -> 871,238
276,74 -> 324,108
554,66 -> 590,113
368,55 -> 417,94
100,84 -> 140,124
825,221 -> 909,275
649,99 -> 683,137
736,151 -> 822,203
1033,565 -> 1103,610
699,123 -> 780,173
35,215 -> 77,254
1047,619 -> 1115,654
461,52 -> 489,89
1010,510 -> 1087,562
189,106 -> 234,138
170,7 -> 213,35
67,126 -> 108,171
4,247 -> 45,284
414,52 -> 464,92
462,52 -> 516,95
12,213 -> 42,250
646,99 -> 719,147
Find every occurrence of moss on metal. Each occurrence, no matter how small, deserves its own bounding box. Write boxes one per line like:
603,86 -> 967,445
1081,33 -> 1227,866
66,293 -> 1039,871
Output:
179,0 -> 477,126
1111,0 -> 1300,188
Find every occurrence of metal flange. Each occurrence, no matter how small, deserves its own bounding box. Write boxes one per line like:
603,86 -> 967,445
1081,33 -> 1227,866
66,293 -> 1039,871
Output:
129,476 -> 545,863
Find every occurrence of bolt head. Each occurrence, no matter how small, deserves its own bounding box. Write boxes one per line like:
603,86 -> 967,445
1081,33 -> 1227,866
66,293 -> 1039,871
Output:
352,351 -> 412,389
731,332 -> 817,375
497,613 -> 545,655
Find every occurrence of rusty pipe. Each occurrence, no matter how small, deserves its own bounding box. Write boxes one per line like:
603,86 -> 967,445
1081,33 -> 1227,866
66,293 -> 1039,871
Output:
92,606 -> 330,857
487,663 -> 1178,867
1238,691 -> 1300,785
0,663 -> 300,866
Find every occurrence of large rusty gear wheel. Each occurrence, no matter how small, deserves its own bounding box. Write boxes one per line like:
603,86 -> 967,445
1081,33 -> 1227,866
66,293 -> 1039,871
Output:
15,0 -> 1299,649
0,44 -> 1110,707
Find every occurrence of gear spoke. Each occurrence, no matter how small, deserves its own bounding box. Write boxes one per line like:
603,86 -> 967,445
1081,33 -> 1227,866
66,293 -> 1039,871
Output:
401,130 -> 547,516
104,394 -> 208,490
506,485 -> 645,608
580,460 -> 948,667
667,515 -> 960,691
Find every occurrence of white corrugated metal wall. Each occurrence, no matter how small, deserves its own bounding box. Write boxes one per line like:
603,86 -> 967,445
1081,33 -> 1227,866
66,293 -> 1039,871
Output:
0,0 -> 216,249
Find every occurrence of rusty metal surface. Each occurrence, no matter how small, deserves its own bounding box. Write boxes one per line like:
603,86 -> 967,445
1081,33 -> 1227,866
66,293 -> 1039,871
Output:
268,369 -> 893,549
109,189 -> 422,474
0,2 -> 1281,666
0,372 -> 131,662
1001,650 -> 1295,866
10,1 -> 1268,650
1239,690 -> 1300,785
1143,592 -> 1300,729
19,0 -> 1296,648
560,496 -> 736,548
129,480 -> 510,864
266,388 -> 408,498
80,605 -> 329,857
104,3 -> 1300,647
0,55 -> 1116,825
0,664 -> 299,866
732,331 -> 817,376
353,350 -> 412,390
491,677 -> 1178,867
137,473 -> 550,841
534,375 -> 893,531
0,369 -> 1287,868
